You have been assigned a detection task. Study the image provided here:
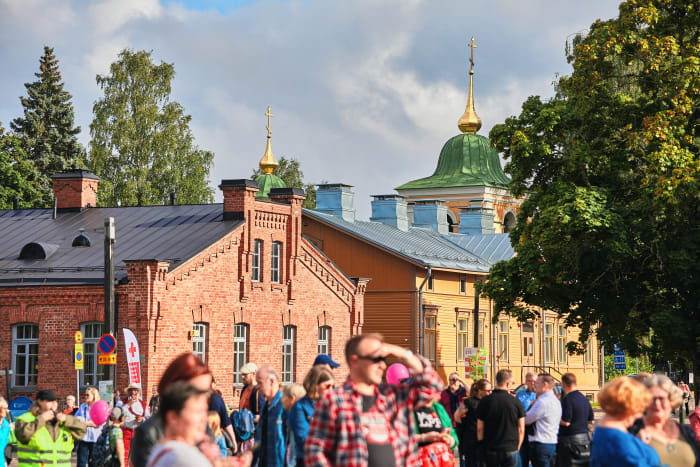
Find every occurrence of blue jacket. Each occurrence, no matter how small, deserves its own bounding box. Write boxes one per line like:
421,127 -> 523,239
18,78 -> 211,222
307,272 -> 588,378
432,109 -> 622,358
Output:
288,396 -> 315,463
254,390 -> 285,466
0,418 -> 10,467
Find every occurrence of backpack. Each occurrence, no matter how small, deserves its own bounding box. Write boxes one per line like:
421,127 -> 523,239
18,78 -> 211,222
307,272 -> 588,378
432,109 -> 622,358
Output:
89,424 -> 119,467
232,408 -> 255,441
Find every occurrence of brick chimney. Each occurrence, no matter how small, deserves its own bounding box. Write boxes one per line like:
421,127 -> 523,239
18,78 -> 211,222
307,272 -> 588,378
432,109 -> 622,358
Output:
219,179 -> 259,221
51,170 -> 100,211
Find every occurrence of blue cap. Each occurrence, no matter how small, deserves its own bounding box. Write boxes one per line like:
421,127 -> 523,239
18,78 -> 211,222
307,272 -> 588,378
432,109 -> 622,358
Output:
314,354 -> 340,368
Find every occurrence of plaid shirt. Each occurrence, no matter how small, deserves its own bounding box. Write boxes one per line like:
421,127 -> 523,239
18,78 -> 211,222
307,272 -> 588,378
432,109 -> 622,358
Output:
304,355 -> 442,467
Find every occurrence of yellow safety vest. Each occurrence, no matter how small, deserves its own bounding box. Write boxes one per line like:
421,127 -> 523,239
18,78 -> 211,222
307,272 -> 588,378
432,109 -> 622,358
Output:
16,411 -> 73,466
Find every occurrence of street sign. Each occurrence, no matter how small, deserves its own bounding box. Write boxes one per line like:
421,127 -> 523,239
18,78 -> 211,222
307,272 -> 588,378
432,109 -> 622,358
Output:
74,331 -> 83,343
74,344 -> 84,370
614,350 -> 626,370
98,334 -> 117,355
98,354 -> 117,365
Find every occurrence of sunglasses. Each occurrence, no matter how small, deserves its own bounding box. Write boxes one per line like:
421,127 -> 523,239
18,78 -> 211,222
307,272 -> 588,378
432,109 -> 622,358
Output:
357,355 -> 387,364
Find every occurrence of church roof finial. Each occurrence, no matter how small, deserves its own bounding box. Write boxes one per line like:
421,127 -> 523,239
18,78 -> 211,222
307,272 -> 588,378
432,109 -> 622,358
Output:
259,106 -> 278,174
457,36 -> 482,134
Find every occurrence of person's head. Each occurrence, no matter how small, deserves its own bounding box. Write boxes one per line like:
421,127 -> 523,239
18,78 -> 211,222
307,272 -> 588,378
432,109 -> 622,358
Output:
524,372 -> 536,392
535,373 -> 555,396
126,384 -> 141,400
282,383 -> 306,411
36,389 -> 58,412
65,395 -> 76,408
0,396 -> 8,420
313,354 -> 340,370
448,372 -> 462,390
561,373 -> 577,394
303,366 -> 335,401
256,366 -> 281,401
345,333 -> 386,386
109,406 -> 125,425
641,374 -> 684,424
208,411 -> 222,436
152,386 -> 158,396
469,379 -> 492,399
240,362 -> 258,386
159,352 -> 213,393
158,381 -> 209,445
495,369 -> 514,389
598,376 -> 651,426
84,386 -> 100,405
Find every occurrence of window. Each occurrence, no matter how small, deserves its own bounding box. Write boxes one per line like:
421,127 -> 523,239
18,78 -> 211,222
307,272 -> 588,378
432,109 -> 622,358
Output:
12,324 -> 38,388
271,242 -> 281,283
252,239 -> 262,282
233,323 -> 248,384
584,339 -> 594,364
459,277 -> 466,294
457,318 -> 468,362
192,322 -> 207,362
544,323 -> 554,363
318,326 -> 331,355
498,321 -> 508,361
282,325 -> 296,384
558,325 -> 567,364
81,322 -> 103,387
475,315 -> 484,348
424,316 -> 436,362
523,337 -> 534,357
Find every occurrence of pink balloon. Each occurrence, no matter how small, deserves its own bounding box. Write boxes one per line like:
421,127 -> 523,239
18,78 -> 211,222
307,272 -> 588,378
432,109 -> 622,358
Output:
386,363 -> 409,385
89,400 -> 110,426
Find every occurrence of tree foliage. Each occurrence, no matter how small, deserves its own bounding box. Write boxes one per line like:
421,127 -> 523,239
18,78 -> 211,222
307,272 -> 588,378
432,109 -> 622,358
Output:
10,46 -> 86,206
0,123 -> 43,209
480,0 -> 699,380
251,156 -> 319,209
88,49 -> 214,207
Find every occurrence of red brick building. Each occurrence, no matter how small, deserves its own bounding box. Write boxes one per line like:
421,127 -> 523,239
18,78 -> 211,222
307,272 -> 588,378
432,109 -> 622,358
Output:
0,171 -> 366,404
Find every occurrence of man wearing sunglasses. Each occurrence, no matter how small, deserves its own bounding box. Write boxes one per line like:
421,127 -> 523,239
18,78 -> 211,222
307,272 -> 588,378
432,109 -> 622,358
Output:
305,333 -> 443,466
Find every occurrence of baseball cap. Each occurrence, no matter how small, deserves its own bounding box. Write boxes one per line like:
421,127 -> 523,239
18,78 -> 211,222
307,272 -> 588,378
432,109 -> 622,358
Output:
240,362 -> 258,375
313,354 -> 340,368
36,389 -> 57,401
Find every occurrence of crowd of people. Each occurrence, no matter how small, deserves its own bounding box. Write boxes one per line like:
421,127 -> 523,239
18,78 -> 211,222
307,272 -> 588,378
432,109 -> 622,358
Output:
1,334 -> 699,467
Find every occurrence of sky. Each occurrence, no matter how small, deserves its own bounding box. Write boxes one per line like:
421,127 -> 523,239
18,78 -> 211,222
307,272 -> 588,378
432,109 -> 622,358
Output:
0,0 -> 621,219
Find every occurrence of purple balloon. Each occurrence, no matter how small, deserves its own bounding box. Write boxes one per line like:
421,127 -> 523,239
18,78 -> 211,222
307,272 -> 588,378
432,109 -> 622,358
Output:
89,399 -> 110,426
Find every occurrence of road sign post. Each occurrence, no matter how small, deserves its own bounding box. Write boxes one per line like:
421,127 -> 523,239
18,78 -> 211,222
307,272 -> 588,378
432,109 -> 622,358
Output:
74,331 -> 83,403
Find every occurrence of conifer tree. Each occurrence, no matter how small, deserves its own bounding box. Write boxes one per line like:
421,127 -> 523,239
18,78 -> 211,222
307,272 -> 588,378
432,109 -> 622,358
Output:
11,46 -> 86,205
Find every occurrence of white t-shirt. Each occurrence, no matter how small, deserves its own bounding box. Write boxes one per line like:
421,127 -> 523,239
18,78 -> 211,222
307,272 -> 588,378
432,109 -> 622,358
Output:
123,399 -> 150,429
147,440 -> 213,467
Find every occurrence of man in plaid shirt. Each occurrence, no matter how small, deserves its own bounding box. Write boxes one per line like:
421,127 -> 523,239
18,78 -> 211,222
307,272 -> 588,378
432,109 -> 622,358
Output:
305,333 -> 443,466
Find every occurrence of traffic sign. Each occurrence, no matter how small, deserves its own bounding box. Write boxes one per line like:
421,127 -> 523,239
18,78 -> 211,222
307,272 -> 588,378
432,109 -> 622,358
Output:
614,350 -> 626,370
98,334 -> 117,355
98,354 -> 117,365
75,331 -> 83,343
75,344 -> 84,370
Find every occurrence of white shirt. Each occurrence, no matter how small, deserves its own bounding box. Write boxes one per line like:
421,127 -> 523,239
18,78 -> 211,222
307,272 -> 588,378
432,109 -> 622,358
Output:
524,390 -> 561,444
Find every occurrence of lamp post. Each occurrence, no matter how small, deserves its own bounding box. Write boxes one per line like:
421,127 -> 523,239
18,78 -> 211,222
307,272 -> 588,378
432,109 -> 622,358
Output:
104,217 -> 116,400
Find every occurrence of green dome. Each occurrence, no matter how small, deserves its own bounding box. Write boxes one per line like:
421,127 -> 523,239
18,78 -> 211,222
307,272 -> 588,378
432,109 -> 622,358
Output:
254,173 -> 287,199
395,134 -> 509,190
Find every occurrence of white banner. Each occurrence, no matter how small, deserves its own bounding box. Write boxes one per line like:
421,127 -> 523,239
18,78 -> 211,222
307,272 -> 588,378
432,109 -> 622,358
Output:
123,328 -> 142,388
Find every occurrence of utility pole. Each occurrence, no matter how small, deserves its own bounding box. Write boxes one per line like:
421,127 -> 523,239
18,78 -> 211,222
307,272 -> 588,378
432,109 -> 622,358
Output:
104,217 -> 116,399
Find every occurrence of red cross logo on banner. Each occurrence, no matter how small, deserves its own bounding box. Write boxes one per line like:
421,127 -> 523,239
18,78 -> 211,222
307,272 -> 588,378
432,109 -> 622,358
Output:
129,342 -> 137,358
129,362 -> 141,384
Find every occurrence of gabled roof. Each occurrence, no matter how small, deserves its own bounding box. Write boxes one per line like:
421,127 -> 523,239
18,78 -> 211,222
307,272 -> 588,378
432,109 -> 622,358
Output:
303,209 -> 514,272
444,233 -> 515,265
0,204 -> 243,286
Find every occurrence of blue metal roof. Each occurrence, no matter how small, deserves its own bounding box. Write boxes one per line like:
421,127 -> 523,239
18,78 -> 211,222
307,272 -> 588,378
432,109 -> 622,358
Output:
0,204 -> 243,286
303,209 -> 514,272
444,233 -> 515,265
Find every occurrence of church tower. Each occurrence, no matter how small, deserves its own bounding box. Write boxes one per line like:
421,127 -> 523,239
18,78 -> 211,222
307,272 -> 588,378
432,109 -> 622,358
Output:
394,38 -> 520,234
254,106 -> 287,198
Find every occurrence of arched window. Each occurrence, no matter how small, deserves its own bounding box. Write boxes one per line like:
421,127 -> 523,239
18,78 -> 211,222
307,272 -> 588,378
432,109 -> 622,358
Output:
503,212 -> 517,233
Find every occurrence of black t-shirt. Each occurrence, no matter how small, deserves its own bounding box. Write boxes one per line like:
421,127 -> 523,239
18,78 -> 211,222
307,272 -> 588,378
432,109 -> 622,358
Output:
414,406 -> 444,446
361,395 -> 396,467
559,390 -> 593,436
458,397 -> 480,445
476,389 -> 525,452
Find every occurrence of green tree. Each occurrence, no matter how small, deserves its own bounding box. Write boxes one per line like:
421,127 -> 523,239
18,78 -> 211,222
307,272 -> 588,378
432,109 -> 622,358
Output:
251,156 -> 319,209
479,0 -> 699,400
0,123 -> 43,209
88,49 -> 214,206
11,46 -> 86,205
603,354 -> 654,380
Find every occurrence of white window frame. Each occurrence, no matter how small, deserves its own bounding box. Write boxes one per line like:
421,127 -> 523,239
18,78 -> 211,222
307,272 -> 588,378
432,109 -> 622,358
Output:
271,242 -> 281,283
498,321 -> 509,362
282,325 -> 296,384
584,339 -> 594,365
545,323 -> 554,364
457,317 -> 468,362
252,239 -> 262,282
192,322 -> 207,362
476,316 -> 484,348
81,322 -> 103,387
233,323 -> 248,385
12,323 -> 39,389
558,325 -> 567,364
424,315 -> 436,363
318,325 -> 330,355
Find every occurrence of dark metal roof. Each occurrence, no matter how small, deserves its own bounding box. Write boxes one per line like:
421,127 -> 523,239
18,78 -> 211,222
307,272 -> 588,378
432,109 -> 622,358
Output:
0,204 -> 243,286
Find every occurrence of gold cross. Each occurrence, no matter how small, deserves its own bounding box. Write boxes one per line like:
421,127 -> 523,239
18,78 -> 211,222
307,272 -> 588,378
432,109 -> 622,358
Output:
468,36 -> 477,72
265,106 -> 274,137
